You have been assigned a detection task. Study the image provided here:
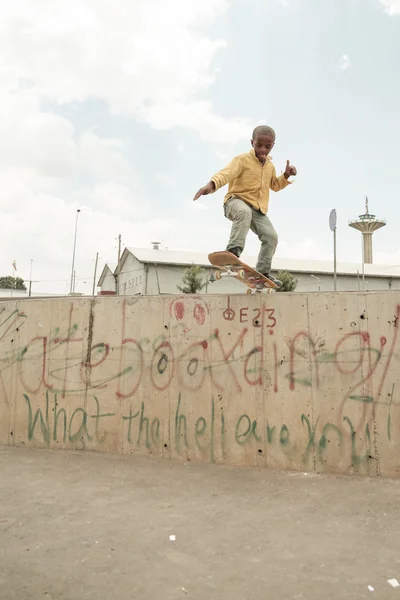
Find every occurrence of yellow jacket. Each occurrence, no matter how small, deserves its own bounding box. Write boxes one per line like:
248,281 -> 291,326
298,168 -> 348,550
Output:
211,149 -> 291,215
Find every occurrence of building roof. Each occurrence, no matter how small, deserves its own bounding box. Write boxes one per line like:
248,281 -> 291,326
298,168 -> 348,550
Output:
97,263 -> 117,286
125,247 -> 400,279
127,247 -> 211,267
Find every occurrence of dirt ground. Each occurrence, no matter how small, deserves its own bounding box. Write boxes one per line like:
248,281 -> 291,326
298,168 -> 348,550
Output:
1,447 -> 400,599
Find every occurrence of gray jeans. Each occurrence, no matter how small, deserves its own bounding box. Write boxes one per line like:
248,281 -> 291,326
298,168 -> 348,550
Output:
224,197 -> 278,274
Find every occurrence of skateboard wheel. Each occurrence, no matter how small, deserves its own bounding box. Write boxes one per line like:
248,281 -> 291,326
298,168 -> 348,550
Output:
215,270 -> 222,280
246,289 -> 252,295
238,269 -> 246,280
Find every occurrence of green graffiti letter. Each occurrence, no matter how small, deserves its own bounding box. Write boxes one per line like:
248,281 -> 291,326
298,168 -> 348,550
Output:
280,425 -> 290,447
236,415 -> 252,445
195,417 -> 207,450
90,396 -> 116,443
175,393 -> 189,452
25,392 -> 50,445
137,403 -> 151,449
68,408 -> 92,443
53,394 -> 67,443
122,405 -> 140,443
151,419 -> 160,446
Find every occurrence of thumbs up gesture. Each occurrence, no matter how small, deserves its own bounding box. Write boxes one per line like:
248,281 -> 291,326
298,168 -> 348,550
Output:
284,160 -> 297,179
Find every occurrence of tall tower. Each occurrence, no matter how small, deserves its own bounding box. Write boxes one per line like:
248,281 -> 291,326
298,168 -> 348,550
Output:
349,197 -> 386,264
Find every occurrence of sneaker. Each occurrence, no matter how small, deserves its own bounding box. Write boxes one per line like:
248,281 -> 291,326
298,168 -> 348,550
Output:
227,247 -> 241,258
262,273 -> 282,287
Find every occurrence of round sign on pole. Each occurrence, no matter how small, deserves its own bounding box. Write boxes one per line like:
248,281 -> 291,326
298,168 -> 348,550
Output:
329,209 -> 337,232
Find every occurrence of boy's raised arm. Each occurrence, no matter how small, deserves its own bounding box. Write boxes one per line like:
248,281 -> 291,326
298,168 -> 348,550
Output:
270,159 -> 297,192
193,156 -> 243,201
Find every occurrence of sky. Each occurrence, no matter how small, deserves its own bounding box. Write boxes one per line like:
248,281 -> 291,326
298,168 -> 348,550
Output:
1,0 -> 400,295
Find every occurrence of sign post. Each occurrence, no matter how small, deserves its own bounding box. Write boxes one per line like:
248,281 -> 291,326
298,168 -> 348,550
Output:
329,209 -> 337,291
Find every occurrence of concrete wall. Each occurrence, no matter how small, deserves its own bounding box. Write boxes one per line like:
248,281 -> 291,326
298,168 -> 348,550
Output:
1,292 -> 400,477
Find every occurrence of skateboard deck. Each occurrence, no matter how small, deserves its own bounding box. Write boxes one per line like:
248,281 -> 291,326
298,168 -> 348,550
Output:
208,251 -> 278,294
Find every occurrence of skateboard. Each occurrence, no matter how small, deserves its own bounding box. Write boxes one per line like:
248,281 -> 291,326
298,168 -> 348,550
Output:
208,251 -> 279,294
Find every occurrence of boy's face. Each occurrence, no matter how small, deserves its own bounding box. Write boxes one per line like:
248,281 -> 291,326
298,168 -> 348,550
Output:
251,134 -> 275,163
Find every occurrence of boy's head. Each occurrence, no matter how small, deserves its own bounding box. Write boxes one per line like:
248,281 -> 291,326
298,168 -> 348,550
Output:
251,125 -> 275,163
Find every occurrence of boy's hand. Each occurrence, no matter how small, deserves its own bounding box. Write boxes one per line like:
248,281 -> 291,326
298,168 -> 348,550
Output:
284,160 -> 297,179
193,181 -> 215,201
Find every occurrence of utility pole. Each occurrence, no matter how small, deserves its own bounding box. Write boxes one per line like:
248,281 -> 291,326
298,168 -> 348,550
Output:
29,259 -> 33,297
329,209 -> 337,292
117,233 -> 121,295
333,225 -> 337,291
92,252 -> 99,297
70,209 -> 81,294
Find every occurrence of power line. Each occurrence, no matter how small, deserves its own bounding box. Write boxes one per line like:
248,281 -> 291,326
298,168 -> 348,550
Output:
11,266 -> 146,284
5,262 -> 201,285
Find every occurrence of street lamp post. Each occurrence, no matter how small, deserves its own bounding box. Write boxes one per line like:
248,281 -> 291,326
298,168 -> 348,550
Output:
311,274 -> 321,292
70,209 -> 81,294
92,252 -> 99,297
28,259 -> 33,297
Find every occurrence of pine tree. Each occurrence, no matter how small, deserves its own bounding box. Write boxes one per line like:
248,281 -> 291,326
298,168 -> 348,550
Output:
177,266 -> 205,294
275,271 -> 298,292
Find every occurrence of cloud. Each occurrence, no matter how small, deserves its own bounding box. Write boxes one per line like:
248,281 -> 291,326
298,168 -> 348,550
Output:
216,151 -> 233,161
0,0 -> 248,143
0,0 -> 254,295
338,54 -> 351,71
137,101 -> 249,143
191,201 -> 209,211
379,0 -> 400,15
0,173 -> 176,294
276,238 -> 332,261
78,133 -> 134,182
72,182 -> 147,218
0,88 -> 77,183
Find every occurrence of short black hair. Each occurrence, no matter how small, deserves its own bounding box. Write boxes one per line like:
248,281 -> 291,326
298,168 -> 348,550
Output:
252,125 -> 276,140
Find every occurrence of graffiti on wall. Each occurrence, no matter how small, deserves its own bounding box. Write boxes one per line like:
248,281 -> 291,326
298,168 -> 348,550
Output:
1,295 -> 400,475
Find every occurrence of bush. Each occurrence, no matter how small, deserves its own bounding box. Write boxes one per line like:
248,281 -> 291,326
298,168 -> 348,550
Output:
0,276 -> 27,290
275,270 -> 297,292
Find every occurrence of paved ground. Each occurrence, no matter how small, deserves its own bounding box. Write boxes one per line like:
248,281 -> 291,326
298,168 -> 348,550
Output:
1,449 -> 400,600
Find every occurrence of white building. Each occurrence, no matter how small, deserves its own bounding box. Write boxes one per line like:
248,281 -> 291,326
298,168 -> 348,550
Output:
97,263 -> 117,295
98,244 -> 400,295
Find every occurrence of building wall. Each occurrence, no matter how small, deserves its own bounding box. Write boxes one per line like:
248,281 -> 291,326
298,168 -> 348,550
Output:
294,272 -> 400,293
0,289 -> 28,298
100,270 -> 116,294
143,263 -> 244,295
2,293 -> 400,477
117,258 -> 400,295
118,254 -> 145,295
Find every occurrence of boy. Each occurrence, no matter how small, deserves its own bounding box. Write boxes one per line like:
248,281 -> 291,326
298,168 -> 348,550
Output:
193,125 -> 297,286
